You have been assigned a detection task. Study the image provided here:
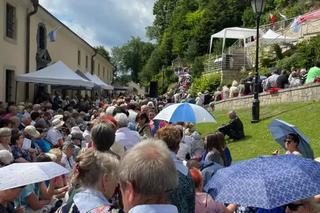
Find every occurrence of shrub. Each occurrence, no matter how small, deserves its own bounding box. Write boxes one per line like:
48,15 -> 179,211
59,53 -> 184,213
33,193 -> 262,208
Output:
189,72 -> 221,96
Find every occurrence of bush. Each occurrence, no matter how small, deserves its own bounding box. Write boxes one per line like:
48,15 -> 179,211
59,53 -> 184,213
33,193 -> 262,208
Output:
189,72 -> 221,96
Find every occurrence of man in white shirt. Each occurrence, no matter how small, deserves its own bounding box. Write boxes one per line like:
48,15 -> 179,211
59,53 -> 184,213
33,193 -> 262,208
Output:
114,113 -> 140,150
119,140 -> 178,213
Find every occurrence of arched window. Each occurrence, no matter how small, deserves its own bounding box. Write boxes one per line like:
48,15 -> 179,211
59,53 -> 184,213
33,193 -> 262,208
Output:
37,23 -> 47,50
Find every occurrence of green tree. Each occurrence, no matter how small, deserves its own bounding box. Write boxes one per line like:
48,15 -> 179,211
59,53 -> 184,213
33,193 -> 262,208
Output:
96,46 -> 111,61
111,37 -> 154,82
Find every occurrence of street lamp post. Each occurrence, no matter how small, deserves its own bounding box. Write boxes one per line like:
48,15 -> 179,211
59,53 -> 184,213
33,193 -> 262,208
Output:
251,0 -> 265,123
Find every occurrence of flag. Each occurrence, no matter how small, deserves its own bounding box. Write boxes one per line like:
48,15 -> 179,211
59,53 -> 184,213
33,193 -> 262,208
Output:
270,13 -> 277,26
48,30 -> 57,42
291,17 -> 301,33
279,12 -> 288,20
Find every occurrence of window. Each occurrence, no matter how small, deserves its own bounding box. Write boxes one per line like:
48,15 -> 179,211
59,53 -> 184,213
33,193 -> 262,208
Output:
103,67 -> 106,79
77,50 -> 81,65
6,3 -> 16,39
5,70 -> 14,103
98,64 -> 100,76
85,56 -> 88,69
37,24 -> 47,50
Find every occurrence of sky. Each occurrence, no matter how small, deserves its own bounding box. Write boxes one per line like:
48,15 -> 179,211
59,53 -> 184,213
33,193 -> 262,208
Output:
39,0 -> 155,51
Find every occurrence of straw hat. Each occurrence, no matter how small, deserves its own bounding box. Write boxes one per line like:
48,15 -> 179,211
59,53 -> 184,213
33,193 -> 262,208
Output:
24,125 -> 40,139
52,118 -> 65,129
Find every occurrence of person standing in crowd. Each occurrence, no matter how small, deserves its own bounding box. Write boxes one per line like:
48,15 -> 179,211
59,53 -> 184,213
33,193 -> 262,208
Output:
118,140 -> 179,213
306,60 -> 320,83
156,125 -> 195,213
218,111 -> 244,140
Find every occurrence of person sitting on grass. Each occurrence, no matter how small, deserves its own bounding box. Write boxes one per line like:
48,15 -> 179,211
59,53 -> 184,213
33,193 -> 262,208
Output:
284,133 -> 302,156
218,111 -> 244,141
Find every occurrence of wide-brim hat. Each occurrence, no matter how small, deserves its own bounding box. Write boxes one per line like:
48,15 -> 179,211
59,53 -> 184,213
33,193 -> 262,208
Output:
52,118 -> 65,129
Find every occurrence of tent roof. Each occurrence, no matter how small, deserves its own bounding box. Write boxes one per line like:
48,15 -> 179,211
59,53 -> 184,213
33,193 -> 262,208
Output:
211,27 -> 257,39
75,70 -> 91,81
84,73 -> 113,90
262,29 -> 297,44
16,61 -> 94,88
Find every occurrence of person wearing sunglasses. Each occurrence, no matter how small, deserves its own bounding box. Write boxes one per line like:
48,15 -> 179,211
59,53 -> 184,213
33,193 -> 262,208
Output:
284,198 -> 319,213
284,133 -> 302,156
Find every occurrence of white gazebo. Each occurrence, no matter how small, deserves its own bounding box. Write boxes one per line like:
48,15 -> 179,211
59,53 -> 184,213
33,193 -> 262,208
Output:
209,27 -> 257,54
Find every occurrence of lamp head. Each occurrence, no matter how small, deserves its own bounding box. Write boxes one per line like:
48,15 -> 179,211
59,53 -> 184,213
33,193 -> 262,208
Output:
251,0 -> 265,15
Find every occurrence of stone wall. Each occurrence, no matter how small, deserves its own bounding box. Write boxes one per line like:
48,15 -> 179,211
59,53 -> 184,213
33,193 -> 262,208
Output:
214,83 -> 320,111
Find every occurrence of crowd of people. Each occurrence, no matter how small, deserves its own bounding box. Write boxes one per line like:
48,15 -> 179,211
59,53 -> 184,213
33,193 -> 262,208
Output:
0,89 -> 319,213
191,61 -> 320,106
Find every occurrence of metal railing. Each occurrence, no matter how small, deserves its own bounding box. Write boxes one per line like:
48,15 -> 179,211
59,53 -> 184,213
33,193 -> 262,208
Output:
204,52 -> 252,74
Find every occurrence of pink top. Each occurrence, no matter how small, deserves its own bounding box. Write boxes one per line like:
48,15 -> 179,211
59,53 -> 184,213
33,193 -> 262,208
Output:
195,192 -> 225,213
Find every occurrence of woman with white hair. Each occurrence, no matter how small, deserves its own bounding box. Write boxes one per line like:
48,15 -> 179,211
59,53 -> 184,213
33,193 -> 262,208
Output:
229,80 -> 239,98
58,149 -> 119,213
0,127 -> 12,152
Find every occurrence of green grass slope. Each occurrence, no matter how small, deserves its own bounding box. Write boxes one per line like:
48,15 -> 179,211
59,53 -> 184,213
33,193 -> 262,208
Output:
196,101 -> 320,162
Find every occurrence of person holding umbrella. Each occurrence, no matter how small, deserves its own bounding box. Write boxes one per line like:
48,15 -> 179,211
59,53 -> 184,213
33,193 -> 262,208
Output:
269,119 -> 314,159
284,133 -> 302,156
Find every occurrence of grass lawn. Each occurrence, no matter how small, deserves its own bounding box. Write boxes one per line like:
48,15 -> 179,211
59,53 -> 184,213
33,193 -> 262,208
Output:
196,101 -> 320,162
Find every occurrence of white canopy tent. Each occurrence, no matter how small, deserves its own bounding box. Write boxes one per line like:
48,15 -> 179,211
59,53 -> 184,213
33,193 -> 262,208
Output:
261,29 -> 297,44
16,61 -> 94,88
84,72 -> 113,90
209,27 -> 257,53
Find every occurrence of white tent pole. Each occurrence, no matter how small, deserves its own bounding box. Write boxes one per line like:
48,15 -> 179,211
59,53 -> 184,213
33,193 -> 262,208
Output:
209,35 -> 213,54
222,29 -> 227,57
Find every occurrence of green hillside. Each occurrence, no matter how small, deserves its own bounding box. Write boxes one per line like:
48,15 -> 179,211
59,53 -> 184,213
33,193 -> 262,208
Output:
196,101 -> 320,162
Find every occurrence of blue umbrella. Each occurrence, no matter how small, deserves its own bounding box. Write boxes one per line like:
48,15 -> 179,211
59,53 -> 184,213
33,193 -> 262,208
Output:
268,119 -> 314,159
153,103 -> 216,123
204,155 -> 320,209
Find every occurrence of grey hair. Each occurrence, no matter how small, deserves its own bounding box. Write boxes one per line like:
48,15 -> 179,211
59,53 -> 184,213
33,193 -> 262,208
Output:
114,113 -> 129,128
0,127 -> 12,138
119,139 -> 177,197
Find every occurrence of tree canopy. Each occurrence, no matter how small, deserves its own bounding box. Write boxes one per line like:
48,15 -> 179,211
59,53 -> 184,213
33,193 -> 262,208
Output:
111,0 -> 314,90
